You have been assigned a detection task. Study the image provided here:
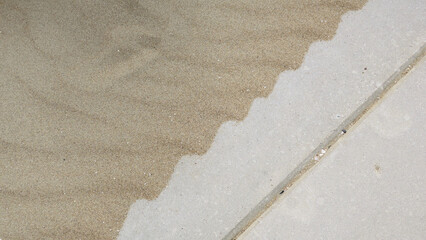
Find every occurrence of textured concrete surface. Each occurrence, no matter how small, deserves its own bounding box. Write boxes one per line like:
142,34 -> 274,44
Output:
118,0 -> 426,239
240,58 -> 426,240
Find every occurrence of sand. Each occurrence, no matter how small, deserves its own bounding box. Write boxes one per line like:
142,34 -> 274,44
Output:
0,0 -> 366,239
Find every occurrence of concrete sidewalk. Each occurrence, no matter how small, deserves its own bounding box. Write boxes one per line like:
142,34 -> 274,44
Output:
118,1 -> 425,239
240,58 -> 426,239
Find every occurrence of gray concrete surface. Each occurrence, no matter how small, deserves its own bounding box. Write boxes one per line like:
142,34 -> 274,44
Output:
240,58 -> 426,240
118,0 -> 426,238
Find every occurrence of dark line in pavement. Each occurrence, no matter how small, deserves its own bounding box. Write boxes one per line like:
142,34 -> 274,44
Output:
223,43 -> 426,240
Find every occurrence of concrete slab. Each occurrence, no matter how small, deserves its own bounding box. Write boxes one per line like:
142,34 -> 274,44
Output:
240,58 -> 426,240
119,0 -> 426,238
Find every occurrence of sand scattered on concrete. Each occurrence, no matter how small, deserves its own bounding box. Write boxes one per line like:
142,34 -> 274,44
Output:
0,0 -> 366,239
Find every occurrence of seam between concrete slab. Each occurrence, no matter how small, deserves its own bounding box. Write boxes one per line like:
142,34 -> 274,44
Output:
224,43 -> 426,240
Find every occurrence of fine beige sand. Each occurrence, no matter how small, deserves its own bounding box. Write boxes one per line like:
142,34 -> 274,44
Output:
0,0 -> 367,239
